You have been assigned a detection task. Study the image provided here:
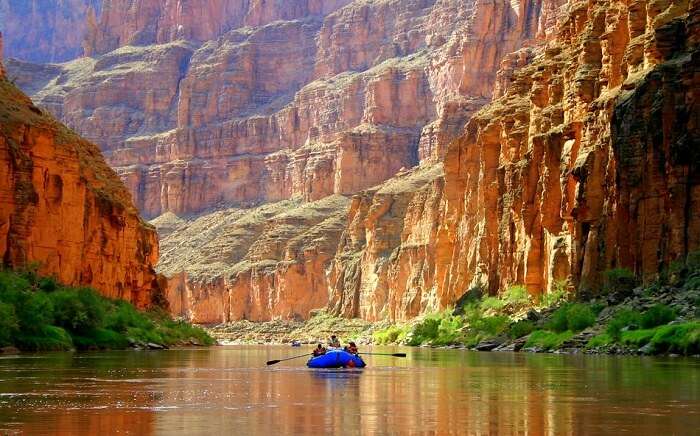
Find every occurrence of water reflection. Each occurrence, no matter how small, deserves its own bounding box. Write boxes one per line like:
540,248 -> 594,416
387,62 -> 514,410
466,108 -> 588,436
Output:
0,347 -> 698,435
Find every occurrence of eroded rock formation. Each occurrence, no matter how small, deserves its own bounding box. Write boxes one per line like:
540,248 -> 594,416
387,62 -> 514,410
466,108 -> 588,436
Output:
11,0 -> 554,220
9,0 -> 697,323
0,64 -> 160,307
329,0 -> 700,320
155,196 -> 349,323
0,0 -> 101,63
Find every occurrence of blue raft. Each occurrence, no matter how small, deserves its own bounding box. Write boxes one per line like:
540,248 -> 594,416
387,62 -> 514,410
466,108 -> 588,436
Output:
307,349 -> 366,369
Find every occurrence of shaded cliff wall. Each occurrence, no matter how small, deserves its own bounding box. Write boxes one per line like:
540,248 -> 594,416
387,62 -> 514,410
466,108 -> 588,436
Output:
0,0 -> 101,63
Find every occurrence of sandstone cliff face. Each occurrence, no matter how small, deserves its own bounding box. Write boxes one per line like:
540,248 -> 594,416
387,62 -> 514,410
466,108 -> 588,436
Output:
84,0 -> 352,56
12,0 -> 553,219
0,0 -> 100,63
155,196 -> 349,323
329,0 -> 699,320
0,75 -> 160,308
10,0 -> 571,322
13,0 -> 694,324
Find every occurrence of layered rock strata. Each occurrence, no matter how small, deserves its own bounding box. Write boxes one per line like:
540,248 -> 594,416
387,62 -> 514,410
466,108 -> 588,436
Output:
0,0 -> 101,63
155,196 -> 349,322
0,72 -> 160,308
11,0 -> 555,219
329,0 -> 700,320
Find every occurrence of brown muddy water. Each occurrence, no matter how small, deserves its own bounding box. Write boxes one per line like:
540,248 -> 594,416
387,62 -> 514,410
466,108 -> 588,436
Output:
0,346 -> 698,435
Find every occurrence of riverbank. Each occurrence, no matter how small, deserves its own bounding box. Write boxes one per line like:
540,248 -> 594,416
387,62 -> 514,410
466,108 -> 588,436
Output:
208,261 -> 700,357
0,269 -> 214,352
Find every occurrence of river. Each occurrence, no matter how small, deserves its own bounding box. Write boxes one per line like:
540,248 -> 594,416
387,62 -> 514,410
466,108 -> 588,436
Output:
1,346 -> 698,435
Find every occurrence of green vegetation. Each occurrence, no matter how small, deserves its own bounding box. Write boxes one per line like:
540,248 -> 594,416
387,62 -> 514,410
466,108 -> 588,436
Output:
586,333 -> 613,349
508,320 -> 535,339
369,258 -> 699,356
640,304 -> 676,329
545,303 -> 598,333
525,330 -> 573,350
0,269 -> 214,351
537,280 -> 570,308
614,323 -> 700,355
372,324 -> 409,345
587,301 -> 698,354
606,308 -> 643,340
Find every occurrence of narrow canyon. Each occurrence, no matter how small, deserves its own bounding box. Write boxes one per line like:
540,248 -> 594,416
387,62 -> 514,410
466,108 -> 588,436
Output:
4,0 -> 698,324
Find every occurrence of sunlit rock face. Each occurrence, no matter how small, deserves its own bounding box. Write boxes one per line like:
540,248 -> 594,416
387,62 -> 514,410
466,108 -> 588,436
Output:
8,0 -> 558,321
328,0 -> 699,321
154,196 -> 350,323
11,0 -> 696,323
0,67 -> 160,308
11,0 -> 549,220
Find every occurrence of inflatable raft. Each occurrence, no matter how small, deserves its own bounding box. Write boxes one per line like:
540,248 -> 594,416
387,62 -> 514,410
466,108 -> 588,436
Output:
307,349 -> 366,369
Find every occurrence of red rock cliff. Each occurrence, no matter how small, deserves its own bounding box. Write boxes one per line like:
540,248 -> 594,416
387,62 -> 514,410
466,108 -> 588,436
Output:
329,0 -> 699,320
0,71 -> 160,307
0,0 -> 101,62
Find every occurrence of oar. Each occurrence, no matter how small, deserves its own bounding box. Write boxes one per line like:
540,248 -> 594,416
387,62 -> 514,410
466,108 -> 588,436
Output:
358,352 -> 407,357
266,353 -> 311,366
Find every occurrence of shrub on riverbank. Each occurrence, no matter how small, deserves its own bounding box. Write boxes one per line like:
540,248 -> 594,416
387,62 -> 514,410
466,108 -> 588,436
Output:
524,330 -> 573,350
0,269 -> 214,351
589,322 -> 700,355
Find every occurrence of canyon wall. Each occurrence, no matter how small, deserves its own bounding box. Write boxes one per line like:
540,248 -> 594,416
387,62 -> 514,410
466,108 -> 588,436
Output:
329,0 -> 700,320
0,0 -> 101,63
9,0 -> 563,322
154,196 -> 349,322
0,57 -> 160,308
10,0 -> 553,220
9,0 -> 697,323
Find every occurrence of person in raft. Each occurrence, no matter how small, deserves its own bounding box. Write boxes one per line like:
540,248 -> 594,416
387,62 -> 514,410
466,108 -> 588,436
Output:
344,342 -> 358,355
329,335 -> 341,348
313,344 -> 327,357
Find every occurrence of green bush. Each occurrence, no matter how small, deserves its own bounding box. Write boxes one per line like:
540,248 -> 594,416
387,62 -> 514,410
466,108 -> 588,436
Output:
620,329 -> 655,347
15,325 -> 74,351
546,303 -> 597,333
525,330 -> 573,350
0,269 -> 214,351
606,308 -> 643,340
38,276 -> 59,293
50,288 -> 106,333
105,300 -> 154,333
0,302 -> 19,346
471,315 -> 510,337
433,316 -> 463,345
648,322 -> 700,355
16,292 -> 54,333
568,304 -> 597,332
539,280 -> 569,308
156,319 -> 216,346
405,311 -> 465,346
586,333 -> 613,349
502,285 -> 531,308
73,328 -> 129,350
508,319 -> 535,339
479,296 -> 506,312
640,304 -> 676,329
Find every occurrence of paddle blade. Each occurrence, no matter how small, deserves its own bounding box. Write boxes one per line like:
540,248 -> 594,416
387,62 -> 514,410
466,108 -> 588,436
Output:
266,360 -> 281,365
392,353 -> 407,357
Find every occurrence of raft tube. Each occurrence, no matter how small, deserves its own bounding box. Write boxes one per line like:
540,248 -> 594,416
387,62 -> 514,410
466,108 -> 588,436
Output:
307,350 -> 366,369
